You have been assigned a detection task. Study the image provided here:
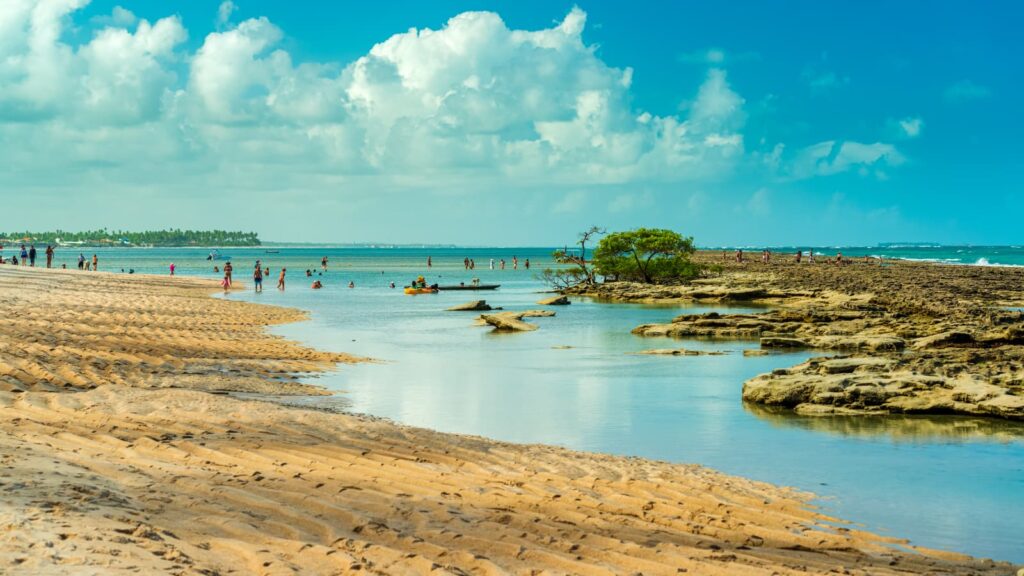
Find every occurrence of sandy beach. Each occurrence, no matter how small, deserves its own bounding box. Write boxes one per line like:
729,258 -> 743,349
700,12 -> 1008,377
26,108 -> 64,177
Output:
0,266 -> 1015,575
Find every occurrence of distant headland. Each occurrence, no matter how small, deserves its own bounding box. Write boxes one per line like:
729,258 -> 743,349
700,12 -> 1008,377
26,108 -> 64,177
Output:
0,229 -> 261,248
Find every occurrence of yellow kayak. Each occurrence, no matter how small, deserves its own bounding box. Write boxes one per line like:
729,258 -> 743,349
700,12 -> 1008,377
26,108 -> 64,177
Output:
404,286 -> 438,295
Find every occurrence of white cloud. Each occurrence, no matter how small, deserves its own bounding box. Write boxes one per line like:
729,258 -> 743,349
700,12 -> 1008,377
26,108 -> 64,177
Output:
788,140 -> 904,180
898,116 -> 923,138
217,1 -> 237,28
0,2 -> 902,206
802,66 -> 849,93
677,48 -> 759,66
91,6 -> 137,28
0,1 -> 186,123
944,79 -> 991,103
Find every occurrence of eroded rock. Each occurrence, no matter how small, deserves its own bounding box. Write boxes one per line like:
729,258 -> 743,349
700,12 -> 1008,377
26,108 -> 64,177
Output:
537,295 -> 570,306
447,300 -> 492,312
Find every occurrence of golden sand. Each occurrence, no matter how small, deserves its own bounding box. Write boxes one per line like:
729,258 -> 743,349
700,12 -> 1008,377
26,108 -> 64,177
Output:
0,266 -> 1013,574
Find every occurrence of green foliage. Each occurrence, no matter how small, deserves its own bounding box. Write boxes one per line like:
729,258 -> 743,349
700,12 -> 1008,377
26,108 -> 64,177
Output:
0,229 -> 261,247
541,226 -> 606,290
593,228 -> 700,283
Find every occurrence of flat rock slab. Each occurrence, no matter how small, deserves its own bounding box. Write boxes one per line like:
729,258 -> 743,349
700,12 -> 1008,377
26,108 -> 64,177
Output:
476,310 -> 554,332
760,337 -> 810,348
635,349 -> 729,356
448,300 -> 493,311
537,295 -> 571,305
480,313 -> 538,332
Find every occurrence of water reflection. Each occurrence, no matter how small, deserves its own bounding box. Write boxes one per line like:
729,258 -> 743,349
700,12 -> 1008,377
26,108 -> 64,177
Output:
745,403 -> 1024,443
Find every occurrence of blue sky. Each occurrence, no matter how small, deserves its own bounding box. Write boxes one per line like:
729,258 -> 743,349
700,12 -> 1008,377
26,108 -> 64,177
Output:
1,1 -> 1019,245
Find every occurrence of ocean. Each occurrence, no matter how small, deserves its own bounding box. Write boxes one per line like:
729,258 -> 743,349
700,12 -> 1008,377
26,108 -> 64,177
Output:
5,244 -> 1023,562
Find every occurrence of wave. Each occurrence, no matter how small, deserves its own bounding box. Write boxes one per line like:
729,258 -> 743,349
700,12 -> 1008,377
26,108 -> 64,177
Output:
974,257 -> 1024,268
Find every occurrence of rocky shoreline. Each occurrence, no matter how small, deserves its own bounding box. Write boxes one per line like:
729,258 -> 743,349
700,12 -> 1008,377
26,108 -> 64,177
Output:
570,252 -> 1024,420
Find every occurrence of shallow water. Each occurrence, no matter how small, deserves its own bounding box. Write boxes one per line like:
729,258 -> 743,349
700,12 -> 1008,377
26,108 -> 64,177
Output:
16,246 -> 1024,562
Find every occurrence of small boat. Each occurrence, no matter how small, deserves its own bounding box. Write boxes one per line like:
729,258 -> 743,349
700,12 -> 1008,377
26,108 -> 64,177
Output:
265,249 -> 280,254
206,250 -> 231,261
436,284 -> 500,291
404,286 -> 438,295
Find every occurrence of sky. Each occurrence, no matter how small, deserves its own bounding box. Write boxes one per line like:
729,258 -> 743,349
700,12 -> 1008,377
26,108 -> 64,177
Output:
1,0 -> 1020,246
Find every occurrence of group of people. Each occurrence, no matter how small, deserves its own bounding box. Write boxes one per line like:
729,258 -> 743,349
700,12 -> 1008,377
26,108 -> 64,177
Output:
458,256 -> 527,270
212,254 -> 540,294
0,244 -> 47,267
0,244 -> 103,271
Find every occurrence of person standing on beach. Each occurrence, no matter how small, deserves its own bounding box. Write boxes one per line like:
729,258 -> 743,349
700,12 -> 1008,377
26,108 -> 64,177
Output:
221,272 -> 230,293
795,250 -> 802,264
278,268 -> 286,290
500,259 -> 506,270
322,256 -> 328,271
489,258 -> 494,270
169,263 -> 175,276
736,249 -> 743,263
427,256 -> 432,268
20,245 -> 27,265
78,253 -> 85,270
253,266 -> 264,293
524,258 -> 530,270
45,245 -> 54,268
224,262 -> 233,286
513,256 -> 518,270
91,254 -> 98,271
28,245 -> 36,267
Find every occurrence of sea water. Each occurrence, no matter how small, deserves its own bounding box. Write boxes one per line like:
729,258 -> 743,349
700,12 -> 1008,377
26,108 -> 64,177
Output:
13,245 -> 1024,562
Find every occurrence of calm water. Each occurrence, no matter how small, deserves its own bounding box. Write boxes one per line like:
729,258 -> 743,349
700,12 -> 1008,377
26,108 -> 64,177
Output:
15,246 -> 1024,562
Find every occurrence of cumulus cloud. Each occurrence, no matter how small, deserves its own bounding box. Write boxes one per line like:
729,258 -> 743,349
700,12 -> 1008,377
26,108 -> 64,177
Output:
789,140 -> 904,179
0,0 -> 186,123
0,1 -> 902,204
91,5 -> 137,28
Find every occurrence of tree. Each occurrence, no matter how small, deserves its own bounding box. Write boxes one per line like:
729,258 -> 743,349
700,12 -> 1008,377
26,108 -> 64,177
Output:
593,228 -> 699,284
541,226 -> 606,289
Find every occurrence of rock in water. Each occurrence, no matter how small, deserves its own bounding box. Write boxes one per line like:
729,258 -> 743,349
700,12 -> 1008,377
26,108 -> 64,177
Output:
480,313 -> 538,332
537,295 -> 570,306
635,349 -> 728,356
447,300 -> 492,312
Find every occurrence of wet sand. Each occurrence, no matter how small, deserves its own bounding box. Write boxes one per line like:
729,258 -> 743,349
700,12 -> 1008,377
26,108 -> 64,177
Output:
0,266 -> 1014,574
